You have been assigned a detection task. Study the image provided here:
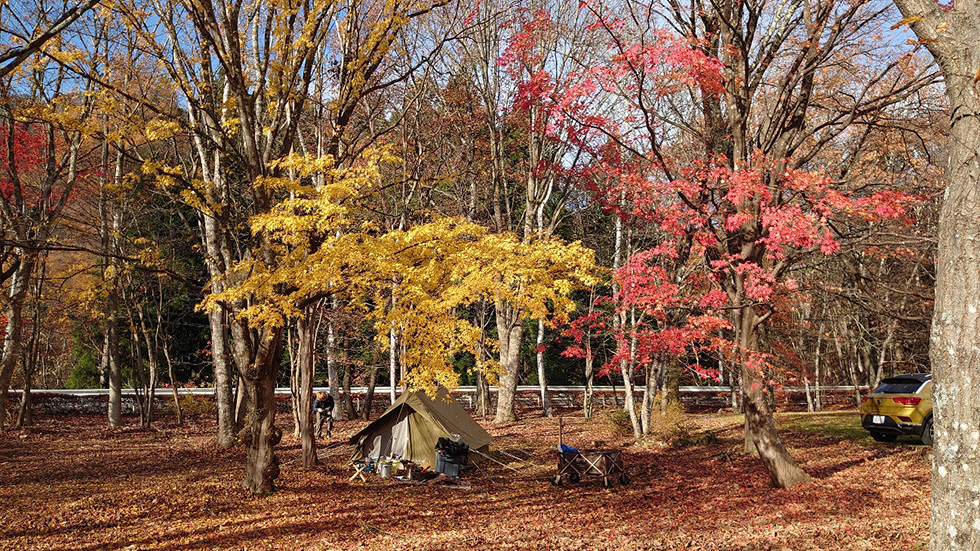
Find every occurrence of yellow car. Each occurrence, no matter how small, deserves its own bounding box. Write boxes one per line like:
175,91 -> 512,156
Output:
860,373 -> 933,445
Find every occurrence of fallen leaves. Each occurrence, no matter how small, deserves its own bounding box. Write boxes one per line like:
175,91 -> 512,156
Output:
0,411 -> 929,550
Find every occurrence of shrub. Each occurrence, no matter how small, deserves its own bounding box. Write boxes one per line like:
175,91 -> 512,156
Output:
176,395 -> 215,417
604,408 -> 634,437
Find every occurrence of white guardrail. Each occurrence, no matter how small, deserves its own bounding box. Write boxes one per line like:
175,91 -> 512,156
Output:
13,385 -> 866,396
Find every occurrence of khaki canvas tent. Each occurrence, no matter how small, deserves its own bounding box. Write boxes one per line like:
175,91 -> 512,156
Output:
349,388 -> 491,469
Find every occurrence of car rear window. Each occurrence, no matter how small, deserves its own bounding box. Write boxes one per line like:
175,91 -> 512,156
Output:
872,379 -> 925,394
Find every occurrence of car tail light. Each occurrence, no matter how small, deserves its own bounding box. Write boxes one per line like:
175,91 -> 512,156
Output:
861,396 -> 868,403
892,397 -> 921,406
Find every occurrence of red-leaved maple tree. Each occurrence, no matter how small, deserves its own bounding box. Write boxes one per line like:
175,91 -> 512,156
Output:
551,0 -> 928,487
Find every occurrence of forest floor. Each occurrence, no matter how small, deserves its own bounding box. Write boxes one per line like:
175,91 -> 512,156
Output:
0,406 -> 930,550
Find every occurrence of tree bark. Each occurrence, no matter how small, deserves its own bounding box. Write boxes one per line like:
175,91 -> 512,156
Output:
640,361 -> 656,435
328,295 -> 343,420
106,267 -> 122,428
813,321 -> 824,412
0,256 -> 33,428
583,337 -> 594,420
493,300 -> 524,424
238,331 -> 283,495
16,256 -> 42,429
209,308 -> 236,445
288,328 -> 301,438
535,319 -> 552,417
296,313 -> 318,467
736,307 -> 810,488
891,2 -> 980,546
363,362 -> 377,420
163,337 -> 183,425
475,301 -> 491,418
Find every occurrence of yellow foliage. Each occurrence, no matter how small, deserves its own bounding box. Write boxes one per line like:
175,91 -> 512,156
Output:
144,119 -> 182,141
205,148 -> 602,396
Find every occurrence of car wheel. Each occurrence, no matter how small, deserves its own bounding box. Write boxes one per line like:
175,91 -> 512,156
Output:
921,417 -> 934,446
870,431 -> 897,442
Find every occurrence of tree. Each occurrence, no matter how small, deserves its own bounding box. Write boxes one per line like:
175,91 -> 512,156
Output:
565,0 -> 935,487
0,105 -> 95,428
0,0 -> 102,79
888,2 -> 980,547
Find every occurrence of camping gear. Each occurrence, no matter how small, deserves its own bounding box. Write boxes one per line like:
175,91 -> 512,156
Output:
436,436 -> 469,457
435,452 -> 462,477
378,461 -> 393,478
434,436 -> 469,477
349,387 -> 492,470
553,448 -> 628,488
552,416 -> 629,488
350,460 -> 372,482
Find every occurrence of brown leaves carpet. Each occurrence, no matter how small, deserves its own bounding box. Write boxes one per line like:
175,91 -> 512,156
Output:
0,410 -> 929,550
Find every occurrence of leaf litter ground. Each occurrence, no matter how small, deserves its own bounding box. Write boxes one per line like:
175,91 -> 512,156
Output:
0,409 -> 929,550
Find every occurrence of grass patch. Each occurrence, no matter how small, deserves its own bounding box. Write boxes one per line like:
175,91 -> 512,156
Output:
779,411 -> 869,440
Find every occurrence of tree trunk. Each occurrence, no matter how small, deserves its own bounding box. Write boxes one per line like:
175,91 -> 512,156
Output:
296,314 -> 317,467
619,357 -> 640,439
290,371 -> 300,434
106,275 -> 122,428
873,319 -> 898,390
609,370 -> 620,408
328,295 -> 342,420
833,318 -> 863,408
813,321 -> 824,412
926,87 -> 980,550
234,374 -> 248,429
16,367 -> 32,428
238,330 -> 283,495
163,337 -> 183,425
475,302 -> 491,418
535,319 -> 552,417
105,145 -> 125,428
287,327 -> 301,438
363,362 -> 377,421
660,367 -> 675,415
0,256 -> 34,429
641,361 -> 660,434
891,4 -> 980,546
16,262 -> 40,429
610,202 -> 640,437
208,308 -> 236,445
737,307 -> 810,488
493,300 -> 523,424
583,343 -> 594,420
803,378 -> 814,413
620,305 -> 642,438
731,362 -> 740,414
132,297 -> 159,430
388,323 -> 397,405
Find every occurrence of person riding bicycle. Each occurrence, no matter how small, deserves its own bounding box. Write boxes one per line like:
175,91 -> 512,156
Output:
314,391 -> 334,438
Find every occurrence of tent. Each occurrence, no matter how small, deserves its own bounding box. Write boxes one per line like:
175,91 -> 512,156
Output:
349,387 -> 492,468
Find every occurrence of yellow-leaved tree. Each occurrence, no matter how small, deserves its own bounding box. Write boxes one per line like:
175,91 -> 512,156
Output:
128,0 -> 453,492
208,148 -> 602,467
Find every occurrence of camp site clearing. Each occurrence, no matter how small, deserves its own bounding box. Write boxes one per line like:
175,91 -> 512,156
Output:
0,409 -> 929,550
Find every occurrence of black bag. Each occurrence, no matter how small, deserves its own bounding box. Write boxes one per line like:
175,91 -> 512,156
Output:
435,437 -> 469,457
